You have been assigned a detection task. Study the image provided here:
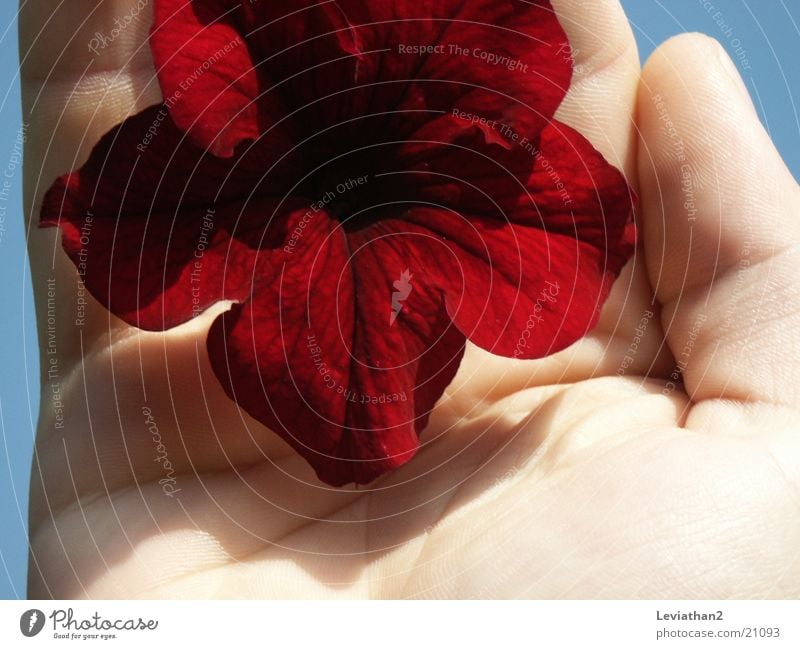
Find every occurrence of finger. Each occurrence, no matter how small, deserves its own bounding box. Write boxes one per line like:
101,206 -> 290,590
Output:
21,0 -> 160,360
638,33 -> 800,408
555,0 -> 674,373
552,0 -> 638,178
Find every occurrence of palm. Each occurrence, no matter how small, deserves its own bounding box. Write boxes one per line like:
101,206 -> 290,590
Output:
23,0 -> 799,598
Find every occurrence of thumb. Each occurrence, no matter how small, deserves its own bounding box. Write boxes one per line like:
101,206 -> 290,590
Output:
637,33 -> 800,408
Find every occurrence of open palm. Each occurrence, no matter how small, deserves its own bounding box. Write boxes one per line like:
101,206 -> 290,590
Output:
23,0 -> 800,598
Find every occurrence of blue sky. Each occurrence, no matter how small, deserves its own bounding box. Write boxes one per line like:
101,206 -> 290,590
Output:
0,0 -> 798,599
0,1 -> 38,600
623,0 -> 800,179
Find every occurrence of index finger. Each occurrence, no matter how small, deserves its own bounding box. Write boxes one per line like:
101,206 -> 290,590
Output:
21,0 -> 159,359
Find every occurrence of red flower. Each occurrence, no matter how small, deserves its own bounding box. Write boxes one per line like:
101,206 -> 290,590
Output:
41,0 -> 635,485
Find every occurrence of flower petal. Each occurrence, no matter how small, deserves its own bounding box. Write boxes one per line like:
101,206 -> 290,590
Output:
332,0 -> 572,142
151,0 -> 290,156
395,119 -> 636,358
41,105 -> 302,329
207,211 -> 464,485
230,1 -> 571,153
402,116 -> 635,249
233,0 -> 365,134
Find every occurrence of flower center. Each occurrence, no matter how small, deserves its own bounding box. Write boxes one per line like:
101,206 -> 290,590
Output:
302,143 -> 411,232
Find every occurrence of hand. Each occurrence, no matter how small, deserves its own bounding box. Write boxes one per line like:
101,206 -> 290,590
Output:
23,0 -> 800,597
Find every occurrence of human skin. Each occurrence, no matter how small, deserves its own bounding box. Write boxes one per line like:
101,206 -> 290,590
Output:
21,0 -> 800,597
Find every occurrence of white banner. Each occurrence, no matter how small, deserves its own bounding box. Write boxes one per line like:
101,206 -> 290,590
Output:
0,600 -> 797,648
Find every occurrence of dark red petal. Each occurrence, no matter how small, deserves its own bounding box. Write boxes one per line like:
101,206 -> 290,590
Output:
394,119 -> 636,358
45,195 -> 300,330
331,0 -> 572,141
207,211 -> 465,486
229,1 -> 571,152
232,0 -> 365,133
237,0 -> 361,77
40,105 -> 302,329
40,104 -> 277,217
402,117 -> 635,255
405,210 -> 625,359
151,0 -> 291,156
